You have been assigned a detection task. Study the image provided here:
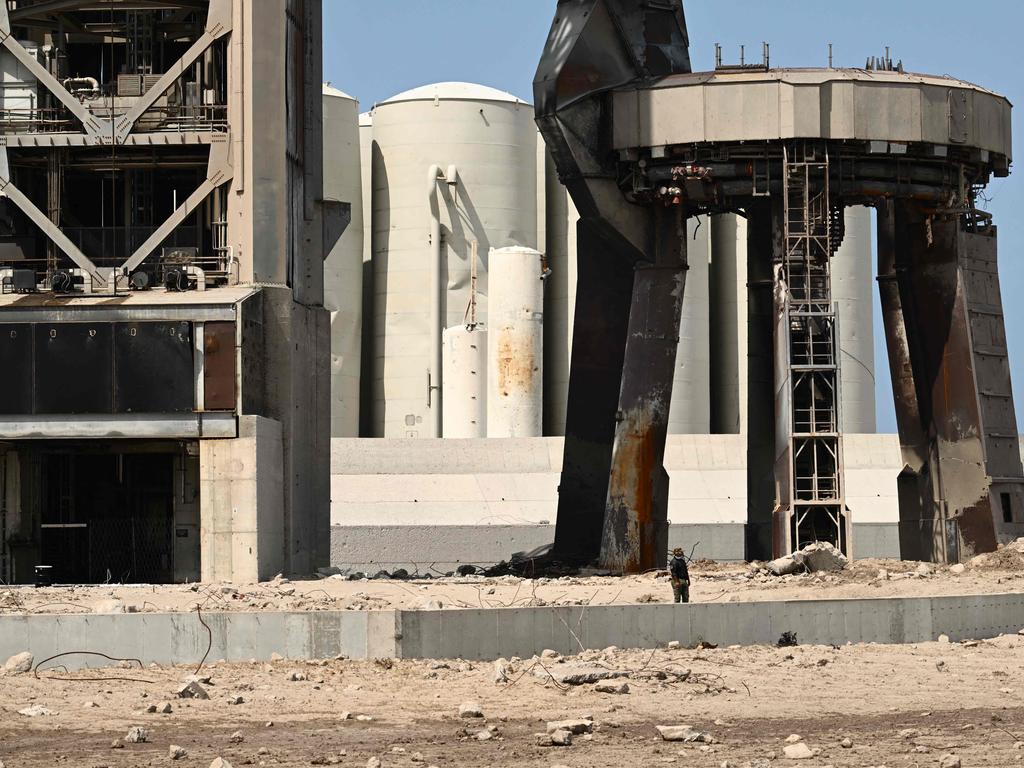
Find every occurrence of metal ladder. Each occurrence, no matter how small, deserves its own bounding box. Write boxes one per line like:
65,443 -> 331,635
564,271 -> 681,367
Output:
779,143 -> 848,554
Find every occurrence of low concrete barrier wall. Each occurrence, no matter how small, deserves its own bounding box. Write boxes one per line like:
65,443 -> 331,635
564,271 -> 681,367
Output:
4,593 -> 1022,670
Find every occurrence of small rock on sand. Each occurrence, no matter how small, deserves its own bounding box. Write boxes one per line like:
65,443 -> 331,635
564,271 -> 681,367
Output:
656,725 -> 713,743
548,729 -> 573,746
939,755 -> 961,768
210,759 -> 234,768
3,651 -> 33,675
366,758 -> 382,768
18,705 -> 53,717
594,681 -> 630,694
125,726 -> 149,744
177,680 -> 209,699
782,742 -> 815,760
169,745 -> 187,760
459,702 -> 484,718
547,719 -> 593,734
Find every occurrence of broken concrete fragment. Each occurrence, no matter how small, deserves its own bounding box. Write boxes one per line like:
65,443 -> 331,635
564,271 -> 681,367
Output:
939,755 -> 961,768
458,702 -> 484,718
840,737 -> 853,748
177,681 -> 210,700
3,651 -> 33,675
949,563 -> 966,575
125,726 -> 150,744
210,759 -> 234,768
539,666 -> 631,686
169,745 -> 187,760
229,731 -> 244,743
546,719 -> 593,735
656,725 -> 713,743
782,742 -> 815,760
476,730 -> 494,741
541,649 -> 560,659
494,658 -> 510,684
785,734 -> 802,744
18,705 -> 54,717
594,682 -> 630,694
366,758 -> 382,768
157,702 -> 172,714
548,729 -> 573,746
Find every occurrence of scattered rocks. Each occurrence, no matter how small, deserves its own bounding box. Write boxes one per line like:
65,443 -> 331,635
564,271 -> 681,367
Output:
177,680 -> 210,699
656,725 -> 713,743
459,702 -> 484,718
546,719 -> 593,735
840,737 -> 853,748
494,658 -> 511,684
125,726 -> 150,743
228,730 -> 244,743
782,742 -> 816,760
785,734 -> 802,744
169,745 -> 187,760
366,758 -> 382,768
950,563 -> 966,575
476,729 -> 494,741
228,695 -> 245,705
544,729 -> 573,746
3,651 -> 33,675
155,701 -> 172,714
210,759 -> 234,768
939,755 -> 961,768
289,671 -> 307,681
594,681 -> 630,694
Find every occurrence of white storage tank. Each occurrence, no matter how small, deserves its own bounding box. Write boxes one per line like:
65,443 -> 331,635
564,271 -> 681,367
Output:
488,246 -> 544,438
442,325 -> 487,438
833,205 -> 877,433
322,85 -> 363,438
667,216 -> 711,434
709,213 -> 748,435
370,82 -> 538,438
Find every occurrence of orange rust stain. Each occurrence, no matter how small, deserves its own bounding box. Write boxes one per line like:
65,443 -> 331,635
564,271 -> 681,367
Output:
607,409 -> 658,572
496,329 -> 536,397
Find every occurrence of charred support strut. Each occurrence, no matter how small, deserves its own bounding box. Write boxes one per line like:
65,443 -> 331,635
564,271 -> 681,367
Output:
878,200 -> 1024,561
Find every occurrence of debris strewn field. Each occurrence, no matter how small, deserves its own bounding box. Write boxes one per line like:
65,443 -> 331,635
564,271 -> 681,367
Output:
3,633 -> 1024,767
4,546 -> 1024,615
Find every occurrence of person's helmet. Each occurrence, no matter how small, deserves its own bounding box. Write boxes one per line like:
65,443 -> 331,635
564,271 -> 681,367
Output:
672,548 -> 684,557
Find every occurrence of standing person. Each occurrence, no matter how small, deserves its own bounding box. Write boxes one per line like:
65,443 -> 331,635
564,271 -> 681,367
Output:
669,547 -> 690,603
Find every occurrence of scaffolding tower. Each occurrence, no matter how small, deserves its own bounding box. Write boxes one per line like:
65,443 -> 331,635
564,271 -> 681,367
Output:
775,142 -> 850,555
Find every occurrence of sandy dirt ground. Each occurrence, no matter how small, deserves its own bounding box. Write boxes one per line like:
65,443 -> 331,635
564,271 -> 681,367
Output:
3,634 -> 1024,767
3,550 -> 1024,615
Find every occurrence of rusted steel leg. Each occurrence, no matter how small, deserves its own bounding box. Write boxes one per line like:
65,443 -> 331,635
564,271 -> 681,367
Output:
885,200 -> 1024,561
745,199 -> 778,562
600,209 -> 687,572
552,218 -> 636,565
876,200 -> 935,561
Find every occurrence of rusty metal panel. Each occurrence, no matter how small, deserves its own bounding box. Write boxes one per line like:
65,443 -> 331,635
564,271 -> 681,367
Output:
0,324 -> 32,415
204,321 -> 236,411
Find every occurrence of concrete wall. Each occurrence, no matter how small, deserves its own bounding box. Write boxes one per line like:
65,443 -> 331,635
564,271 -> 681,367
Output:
5,593 -> 1024,669
329,434 -> 904,567
201,416 -> 285,583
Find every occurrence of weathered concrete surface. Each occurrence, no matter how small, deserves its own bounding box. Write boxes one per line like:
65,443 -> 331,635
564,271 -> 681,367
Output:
3,593 -> 1022,670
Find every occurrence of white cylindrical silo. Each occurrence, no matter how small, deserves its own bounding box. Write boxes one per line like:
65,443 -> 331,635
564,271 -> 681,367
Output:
710,213 -> 748,435
322,85 -> 363,438
488,247 -> 544,438
667,215 -> 711,434
370,82 -> 538,438
442,325 -> 487,438
833,205 -> 877,433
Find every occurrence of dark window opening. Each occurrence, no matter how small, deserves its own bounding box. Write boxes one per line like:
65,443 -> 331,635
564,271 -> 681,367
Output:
1001,492 -> 1014,524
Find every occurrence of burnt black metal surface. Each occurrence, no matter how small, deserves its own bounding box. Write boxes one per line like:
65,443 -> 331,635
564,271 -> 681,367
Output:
535,0 -> 692,570
114,322 -> 194,413
0,323 -> 32,414
34,322 -> 114,414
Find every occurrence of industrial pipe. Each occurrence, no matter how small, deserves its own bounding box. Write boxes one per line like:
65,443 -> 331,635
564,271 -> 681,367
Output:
62,76 -> 99,98
427,164 -> 445,437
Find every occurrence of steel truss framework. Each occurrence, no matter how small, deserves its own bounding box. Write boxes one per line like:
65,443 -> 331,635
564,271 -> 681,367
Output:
0,0 -> 233,286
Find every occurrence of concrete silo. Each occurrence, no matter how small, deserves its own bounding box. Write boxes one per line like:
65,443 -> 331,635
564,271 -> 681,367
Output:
370,82 -> 538,438
667,216 -> 711,434
322,85 -> 363,438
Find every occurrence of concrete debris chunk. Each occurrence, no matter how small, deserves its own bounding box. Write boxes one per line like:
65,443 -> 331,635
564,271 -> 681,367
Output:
494,658 -> 511,684
366,758 -> 382,768
656,725 -> 713,743
18,705 -> 54,717
949,563 -> 966,574
594,681 -> 630,694
546,719 -> 593,735
3,651 -> 33,675
210,759 -> 234,768
169,745 -> 187,760
458,702 -> 484,718
476,730 -> 494,741
548,729 -> 573,746
157,701 -> 173,714
840,737 -> 853,748
782,742 -> 816,760
229,730 -> 244,743
784,734 -> 802,743
177,680 -> 210,699
766,542 -> 847,576
939,755 -> 962,768
125,726 -> 150,743
539,665 -> 631,686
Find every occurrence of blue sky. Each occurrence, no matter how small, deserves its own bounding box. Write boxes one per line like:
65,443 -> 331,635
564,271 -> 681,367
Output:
324,0 -> 1024,434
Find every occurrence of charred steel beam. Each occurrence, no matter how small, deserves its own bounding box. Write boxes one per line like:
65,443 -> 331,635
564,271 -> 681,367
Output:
600,207 -> 687,572
535,0 -> 692,568
879,200 -> 1024,562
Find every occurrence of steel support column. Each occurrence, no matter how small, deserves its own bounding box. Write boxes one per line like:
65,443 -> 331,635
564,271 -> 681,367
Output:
880,200 -> 1024,561
600,208 -> 687,572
